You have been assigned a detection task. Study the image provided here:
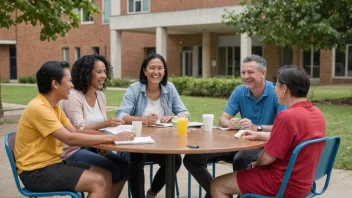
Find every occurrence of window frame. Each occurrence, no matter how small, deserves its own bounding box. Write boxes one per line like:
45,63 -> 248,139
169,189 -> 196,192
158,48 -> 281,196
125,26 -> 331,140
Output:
127,0 -> 150,14
102,0 -> 111,24
333,44 -> 352,79
303,46 -> 320,79
74,47 -> 81,61
62,48 -> 69,62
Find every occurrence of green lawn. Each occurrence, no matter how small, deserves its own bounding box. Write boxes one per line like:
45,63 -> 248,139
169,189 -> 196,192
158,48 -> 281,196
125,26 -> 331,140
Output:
2,84 -> 352,170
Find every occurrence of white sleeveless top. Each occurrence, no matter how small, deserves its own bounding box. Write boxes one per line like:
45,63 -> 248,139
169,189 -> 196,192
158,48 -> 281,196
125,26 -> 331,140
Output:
142,97 -> 165,120
85,99 -> 105,125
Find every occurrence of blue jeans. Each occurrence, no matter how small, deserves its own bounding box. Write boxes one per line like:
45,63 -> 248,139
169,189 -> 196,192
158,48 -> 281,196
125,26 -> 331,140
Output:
67,148 -> 130,183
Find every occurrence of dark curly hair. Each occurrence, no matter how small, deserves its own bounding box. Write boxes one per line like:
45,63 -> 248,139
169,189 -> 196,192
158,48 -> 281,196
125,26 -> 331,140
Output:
71,54 -> 112,94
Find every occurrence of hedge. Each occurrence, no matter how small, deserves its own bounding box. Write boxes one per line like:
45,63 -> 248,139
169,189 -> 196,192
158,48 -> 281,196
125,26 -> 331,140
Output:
169,76 -> 242,98
18,76 -> 37,83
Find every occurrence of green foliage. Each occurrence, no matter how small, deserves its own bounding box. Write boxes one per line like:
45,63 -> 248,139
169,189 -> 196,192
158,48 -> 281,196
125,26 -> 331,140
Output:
222,0 -> 352,51
169,77 -> 242,98
0,0 -> 101,41
105,79 -> 135,88
18,76 -> 36,84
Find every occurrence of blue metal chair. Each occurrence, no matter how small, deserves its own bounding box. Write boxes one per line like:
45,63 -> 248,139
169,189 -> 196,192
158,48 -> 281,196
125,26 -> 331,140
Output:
4,132 -> 84,198
188,162 -> 216,198
128,161 -> 180,198
240,136 -> 340,198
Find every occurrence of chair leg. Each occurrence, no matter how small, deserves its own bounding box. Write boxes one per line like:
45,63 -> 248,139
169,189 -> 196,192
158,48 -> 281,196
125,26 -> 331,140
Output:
149,164 -> 153,188
175,176 -> 180,197
188,172 -> 192,198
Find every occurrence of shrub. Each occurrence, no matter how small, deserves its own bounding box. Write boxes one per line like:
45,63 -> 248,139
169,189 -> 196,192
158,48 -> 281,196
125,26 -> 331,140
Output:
169,76 -> 242,98
19,76 -> 36,84
106,78 -> 135,88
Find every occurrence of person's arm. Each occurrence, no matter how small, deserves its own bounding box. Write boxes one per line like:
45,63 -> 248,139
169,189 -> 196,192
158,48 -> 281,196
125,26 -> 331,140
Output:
219,112 -> 238,128
252,151 -> 277,168
51,125 -> 135,146
169,83 -> 190,116
239,118 -> 273,131
241,130 -> 271,142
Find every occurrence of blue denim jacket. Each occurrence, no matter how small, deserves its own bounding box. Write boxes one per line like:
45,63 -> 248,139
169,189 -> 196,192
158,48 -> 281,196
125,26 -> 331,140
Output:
116,81 -> 190,119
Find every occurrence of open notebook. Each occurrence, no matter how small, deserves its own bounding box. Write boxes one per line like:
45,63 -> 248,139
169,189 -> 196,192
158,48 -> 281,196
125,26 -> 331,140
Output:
115,136 -> 155,145
102,125 -> 133,134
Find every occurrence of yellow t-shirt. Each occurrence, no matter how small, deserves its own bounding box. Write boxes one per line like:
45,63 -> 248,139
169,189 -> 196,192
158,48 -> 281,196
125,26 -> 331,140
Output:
15,94 -> 71,173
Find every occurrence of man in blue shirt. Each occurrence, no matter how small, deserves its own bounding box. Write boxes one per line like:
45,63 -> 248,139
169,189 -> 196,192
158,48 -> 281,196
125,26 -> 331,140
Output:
183,54 -> 287,198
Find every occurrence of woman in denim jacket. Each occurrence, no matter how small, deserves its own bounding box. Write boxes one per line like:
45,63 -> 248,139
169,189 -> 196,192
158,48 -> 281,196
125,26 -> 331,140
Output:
116,53 -> 190,198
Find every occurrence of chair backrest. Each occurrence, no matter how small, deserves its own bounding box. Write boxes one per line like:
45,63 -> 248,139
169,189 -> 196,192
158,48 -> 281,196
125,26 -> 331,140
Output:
4,132 -> 24,193
276,136 -> 340,197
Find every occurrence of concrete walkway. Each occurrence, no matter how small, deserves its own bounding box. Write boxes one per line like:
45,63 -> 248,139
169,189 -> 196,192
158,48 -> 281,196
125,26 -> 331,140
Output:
1,102 -> 352,197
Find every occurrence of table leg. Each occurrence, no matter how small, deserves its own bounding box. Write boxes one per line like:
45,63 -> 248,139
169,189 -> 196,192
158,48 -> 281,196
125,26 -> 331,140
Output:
165,154 -> 175,198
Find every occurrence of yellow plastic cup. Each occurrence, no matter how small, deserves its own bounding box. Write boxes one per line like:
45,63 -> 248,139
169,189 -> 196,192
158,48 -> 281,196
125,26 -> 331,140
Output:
177,118 -> 188,136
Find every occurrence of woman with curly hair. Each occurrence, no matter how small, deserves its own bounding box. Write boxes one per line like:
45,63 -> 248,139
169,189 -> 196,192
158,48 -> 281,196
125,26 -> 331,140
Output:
60,54 -> 130,197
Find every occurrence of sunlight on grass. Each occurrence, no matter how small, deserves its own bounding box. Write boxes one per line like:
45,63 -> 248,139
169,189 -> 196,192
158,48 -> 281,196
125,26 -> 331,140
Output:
2,85 -> 352,170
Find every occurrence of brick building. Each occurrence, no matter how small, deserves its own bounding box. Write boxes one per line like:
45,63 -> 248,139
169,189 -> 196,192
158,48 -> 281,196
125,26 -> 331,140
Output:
1,0 -> 351,85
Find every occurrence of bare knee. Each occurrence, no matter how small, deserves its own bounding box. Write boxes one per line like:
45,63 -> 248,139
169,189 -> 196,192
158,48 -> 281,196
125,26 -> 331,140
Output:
91,172 -> 109,192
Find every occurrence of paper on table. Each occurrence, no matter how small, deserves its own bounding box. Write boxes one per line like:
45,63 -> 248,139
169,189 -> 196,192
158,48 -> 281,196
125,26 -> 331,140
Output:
155,123 -> 172,128
102,125 -> 133,134
234,130 -> 245,139
188,122 -> 203,127
219,126 -> 230,130
114,136 -> 155,145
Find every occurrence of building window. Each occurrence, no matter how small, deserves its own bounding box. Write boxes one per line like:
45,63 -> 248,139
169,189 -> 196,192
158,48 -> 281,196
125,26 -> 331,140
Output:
128,0 -> 150,13
103,0 -> 111,24
252,46 -> 263,57
75,47 -> 81,61
217,46 -> 241,77
82,9 -> 93,23
281,47 -> 293,66
62,48 -> 69,62
92,47 -> 100,55
335,44 -> 352,77
303,47 -> 320,78
145,47 -> 156,56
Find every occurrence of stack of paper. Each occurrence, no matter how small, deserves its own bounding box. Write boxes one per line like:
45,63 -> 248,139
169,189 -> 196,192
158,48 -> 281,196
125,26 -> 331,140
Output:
102,125 -> 133,134
115,136 -> 155,145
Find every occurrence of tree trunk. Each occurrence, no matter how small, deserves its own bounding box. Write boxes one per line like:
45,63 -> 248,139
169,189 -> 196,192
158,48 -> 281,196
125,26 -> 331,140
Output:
0,86 -> 3,119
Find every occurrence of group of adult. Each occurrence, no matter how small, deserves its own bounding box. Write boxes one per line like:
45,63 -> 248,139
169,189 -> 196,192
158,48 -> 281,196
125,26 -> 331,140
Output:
14,52 -> 326,198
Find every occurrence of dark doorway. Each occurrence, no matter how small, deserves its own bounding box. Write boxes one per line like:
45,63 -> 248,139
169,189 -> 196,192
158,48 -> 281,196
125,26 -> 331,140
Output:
9,45 -> 17,79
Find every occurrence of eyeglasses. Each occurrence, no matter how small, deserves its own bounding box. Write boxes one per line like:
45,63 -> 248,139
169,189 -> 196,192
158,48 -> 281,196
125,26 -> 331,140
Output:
147,67 -> 165,72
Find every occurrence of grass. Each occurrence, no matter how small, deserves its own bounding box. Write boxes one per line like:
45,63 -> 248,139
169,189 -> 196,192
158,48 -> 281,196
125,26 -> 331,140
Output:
2,84 -> 352,170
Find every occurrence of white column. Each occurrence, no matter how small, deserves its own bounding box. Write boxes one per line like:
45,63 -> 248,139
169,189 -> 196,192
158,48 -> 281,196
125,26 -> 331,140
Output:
240,33 -> 252,68
110,30 -> 122,79
111,0 -> 121,16
192,46 -> 199,77
156,27 -> 167,60
202,32 -> 211,78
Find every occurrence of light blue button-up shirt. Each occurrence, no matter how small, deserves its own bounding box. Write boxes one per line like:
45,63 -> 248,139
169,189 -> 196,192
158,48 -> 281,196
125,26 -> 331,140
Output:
116,82 -> 190,119
224,80 -> 287,125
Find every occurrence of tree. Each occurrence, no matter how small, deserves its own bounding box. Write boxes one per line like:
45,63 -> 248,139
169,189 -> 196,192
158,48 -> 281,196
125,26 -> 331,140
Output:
222,0 -> 352,51
0,0 -> 101,118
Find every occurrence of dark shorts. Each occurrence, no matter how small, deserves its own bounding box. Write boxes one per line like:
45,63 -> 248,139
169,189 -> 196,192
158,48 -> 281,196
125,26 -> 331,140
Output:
19,160 -> 91,192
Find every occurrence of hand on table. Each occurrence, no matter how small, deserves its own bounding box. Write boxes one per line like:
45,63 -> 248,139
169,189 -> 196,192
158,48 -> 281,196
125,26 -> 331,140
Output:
106,118 -> 125,127
228,118 -> 239,129
160,116 -> 172,123
239,118 -> 256,131
143,114 -> 158,125
241,130 -> 259,141
114,132 -> 136,141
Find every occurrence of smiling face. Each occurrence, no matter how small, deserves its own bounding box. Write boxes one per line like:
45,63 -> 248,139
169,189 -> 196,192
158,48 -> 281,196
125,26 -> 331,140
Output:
55,68 -> 74,100
143,58 -> 165,86
90,60 -> 107,90
241,61 -> 266,91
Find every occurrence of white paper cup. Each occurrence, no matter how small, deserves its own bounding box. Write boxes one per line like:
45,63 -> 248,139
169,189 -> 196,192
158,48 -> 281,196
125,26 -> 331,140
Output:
203,114 -> 214,132
132,121 -> 142,136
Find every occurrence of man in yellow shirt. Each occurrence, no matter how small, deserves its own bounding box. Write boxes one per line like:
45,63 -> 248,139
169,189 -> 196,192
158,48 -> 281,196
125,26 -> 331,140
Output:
15,61 -> 135,198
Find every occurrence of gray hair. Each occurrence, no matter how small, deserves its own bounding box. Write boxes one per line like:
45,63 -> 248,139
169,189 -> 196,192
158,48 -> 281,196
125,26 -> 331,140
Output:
242,54 -> 267,71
